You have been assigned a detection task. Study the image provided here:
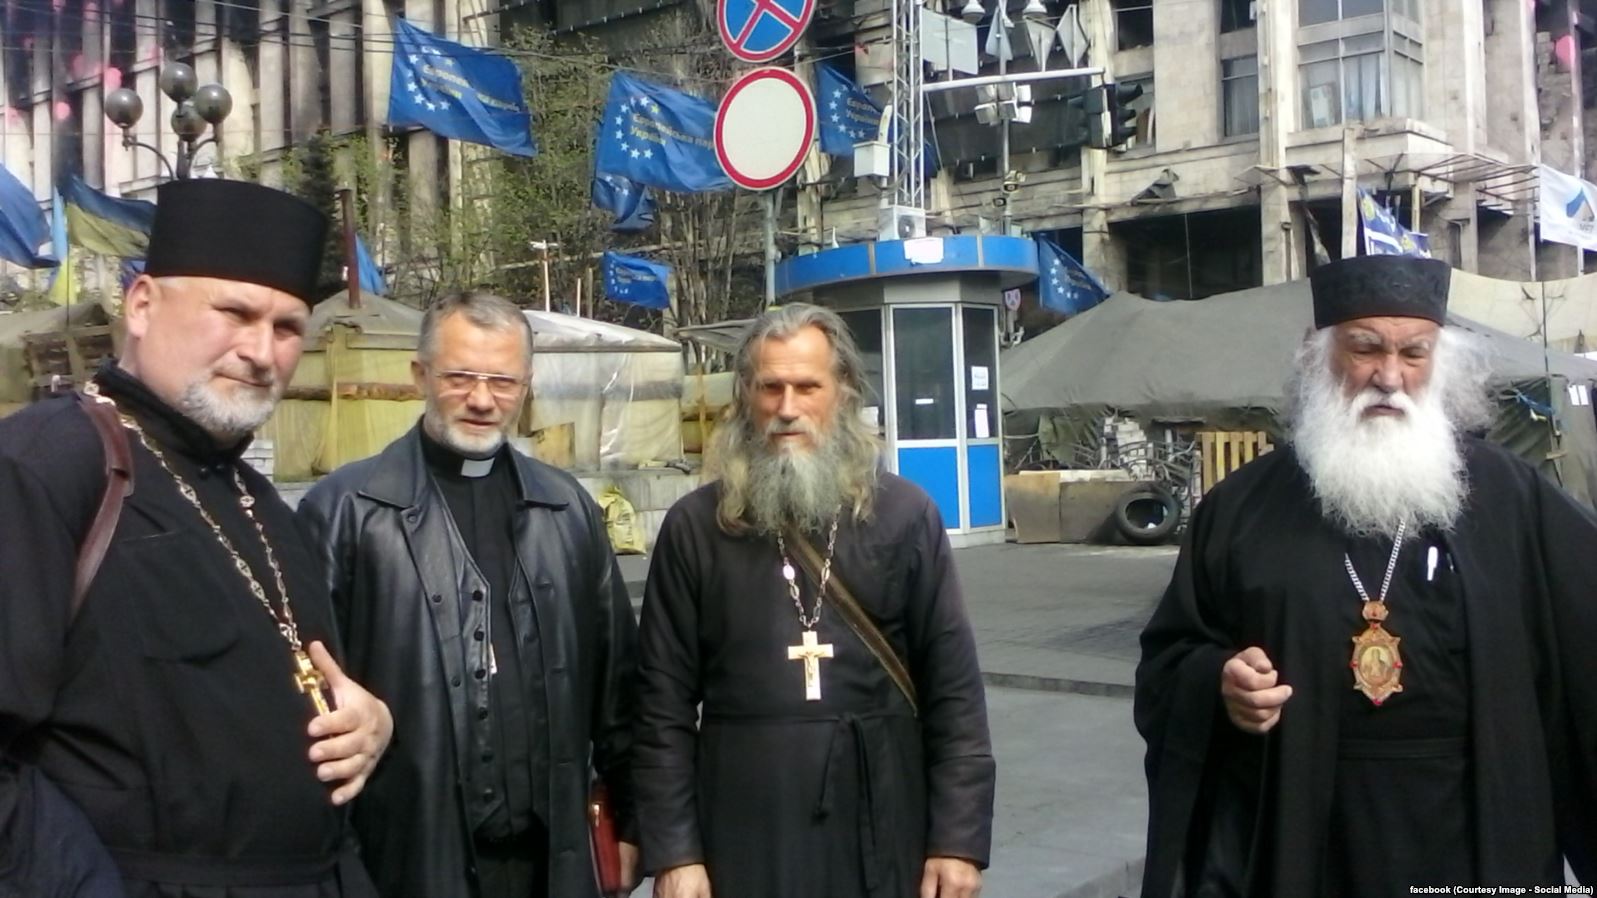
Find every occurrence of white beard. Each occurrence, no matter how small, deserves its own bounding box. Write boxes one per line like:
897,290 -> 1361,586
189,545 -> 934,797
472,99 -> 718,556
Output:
1289,360 -> 1469,540
744,419 -> 851,536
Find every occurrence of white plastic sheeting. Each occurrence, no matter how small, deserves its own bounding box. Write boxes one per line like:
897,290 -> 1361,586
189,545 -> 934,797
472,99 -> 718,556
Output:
523,310 -> 684,470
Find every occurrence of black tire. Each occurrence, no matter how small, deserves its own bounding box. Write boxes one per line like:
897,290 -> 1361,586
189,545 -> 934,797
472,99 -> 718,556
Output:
1113,487 -> 1180,545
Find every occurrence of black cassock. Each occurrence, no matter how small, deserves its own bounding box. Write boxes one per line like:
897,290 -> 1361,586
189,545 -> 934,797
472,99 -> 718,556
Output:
634,474 -> 996,898
0,368 -> 372,897
1136,439 -> 1597,898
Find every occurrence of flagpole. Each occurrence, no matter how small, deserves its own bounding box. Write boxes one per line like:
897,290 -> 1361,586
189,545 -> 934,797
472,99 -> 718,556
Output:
340,189 -> 361,310
764,190 -> 777,310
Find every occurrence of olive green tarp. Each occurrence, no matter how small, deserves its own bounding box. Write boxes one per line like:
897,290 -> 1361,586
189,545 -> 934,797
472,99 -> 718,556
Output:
1001,282 -> 1597,506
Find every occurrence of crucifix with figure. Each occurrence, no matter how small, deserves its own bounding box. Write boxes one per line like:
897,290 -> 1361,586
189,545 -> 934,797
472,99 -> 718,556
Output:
787,629 -> 834,701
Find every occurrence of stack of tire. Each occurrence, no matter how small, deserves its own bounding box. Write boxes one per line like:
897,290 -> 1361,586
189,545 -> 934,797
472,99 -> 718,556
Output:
1112,486 -> 1180,545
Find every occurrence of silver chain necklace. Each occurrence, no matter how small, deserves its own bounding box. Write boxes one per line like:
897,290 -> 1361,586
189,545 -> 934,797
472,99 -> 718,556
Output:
775,517 -> 840,630
1343,519 -> 1408,604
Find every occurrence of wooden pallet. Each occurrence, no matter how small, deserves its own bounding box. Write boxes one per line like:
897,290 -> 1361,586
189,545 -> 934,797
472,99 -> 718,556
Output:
1197,430 -> 1273,495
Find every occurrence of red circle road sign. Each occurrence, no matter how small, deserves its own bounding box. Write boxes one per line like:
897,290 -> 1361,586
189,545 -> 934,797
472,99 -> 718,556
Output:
714,67 -> 816,191
717,0 -> 816,64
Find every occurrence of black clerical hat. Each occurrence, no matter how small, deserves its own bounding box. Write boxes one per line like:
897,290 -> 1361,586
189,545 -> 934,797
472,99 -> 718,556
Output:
144,179 -> 329,306
1308,256 -> 1450,330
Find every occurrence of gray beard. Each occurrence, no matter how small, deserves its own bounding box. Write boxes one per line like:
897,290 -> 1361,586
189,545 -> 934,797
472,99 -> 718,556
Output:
177,378 -> 280,443
744,437 -> 852,536
422,402 -> 506,458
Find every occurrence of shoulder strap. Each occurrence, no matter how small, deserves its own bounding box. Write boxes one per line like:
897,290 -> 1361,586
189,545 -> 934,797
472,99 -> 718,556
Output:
789,531 -> 919,717
71,391 -> 135,621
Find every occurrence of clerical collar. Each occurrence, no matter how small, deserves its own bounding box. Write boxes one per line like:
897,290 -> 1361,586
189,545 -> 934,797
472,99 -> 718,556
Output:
92,360 -> 252,467
419,425 -> 502,479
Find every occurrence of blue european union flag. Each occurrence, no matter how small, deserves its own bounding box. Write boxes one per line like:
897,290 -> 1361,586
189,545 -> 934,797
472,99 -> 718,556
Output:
592,172 -> 656,232
355,234 -> 387,295
817,64 -> 883,157
595,72 -> 730,194
388,19 -> 536,157
602,251 -> 672,310
0,163 -> 54,268
1037,238 -> 1109,315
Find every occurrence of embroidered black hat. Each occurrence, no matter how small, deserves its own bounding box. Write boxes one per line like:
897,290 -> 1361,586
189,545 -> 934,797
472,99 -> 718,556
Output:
143,178 -> 329,306
1308,255 -> 1451,330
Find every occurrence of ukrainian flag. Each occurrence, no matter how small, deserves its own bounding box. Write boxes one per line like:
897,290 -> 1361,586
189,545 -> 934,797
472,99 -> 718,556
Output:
46,189 -> 76,306
59,174 -> 155,258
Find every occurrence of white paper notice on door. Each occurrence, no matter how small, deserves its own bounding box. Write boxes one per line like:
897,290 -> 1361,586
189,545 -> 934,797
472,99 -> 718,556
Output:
971,366 -> 990,391
974,404 -> 990,439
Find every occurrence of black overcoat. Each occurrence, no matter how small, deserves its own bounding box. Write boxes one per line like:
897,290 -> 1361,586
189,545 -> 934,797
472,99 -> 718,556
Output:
297,427 -> 638,898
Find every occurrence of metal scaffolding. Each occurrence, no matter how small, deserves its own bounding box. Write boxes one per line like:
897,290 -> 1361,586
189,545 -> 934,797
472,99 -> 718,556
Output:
889,0 -> 925,212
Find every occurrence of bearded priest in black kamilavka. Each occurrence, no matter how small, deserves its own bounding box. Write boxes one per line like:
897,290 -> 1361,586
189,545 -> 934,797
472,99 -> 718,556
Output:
1136,255 -> 1597,898
634,304 -> 995,898
0,179 -> 391,897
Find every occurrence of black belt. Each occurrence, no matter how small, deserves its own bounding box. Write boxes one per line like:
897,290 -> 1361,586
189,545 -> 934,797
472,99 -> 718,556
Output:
109,845 -> 351,888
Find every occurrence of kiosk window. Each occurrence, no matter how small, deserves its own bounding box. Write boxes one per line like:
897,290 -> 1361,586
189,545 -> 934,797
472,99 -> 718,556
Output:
838,309 -> 886,436
892,308 -> 956,441
963,307 -> 998,441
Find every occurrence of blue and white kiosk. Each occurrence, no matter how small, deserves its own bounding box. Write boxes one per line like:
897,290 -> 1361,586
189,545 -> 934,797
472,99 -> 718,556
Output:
774,235 -> 1039,546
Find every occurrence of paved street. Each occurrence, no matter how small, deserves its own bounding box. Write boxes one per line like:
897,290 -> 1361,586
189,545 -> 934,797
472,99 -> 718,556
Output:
620,541 -> 1180,898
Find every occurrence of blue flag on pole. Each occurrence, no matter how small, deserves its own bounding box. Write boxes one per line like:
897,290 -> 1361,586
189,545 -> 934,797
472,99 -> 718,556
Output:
1358,188 -> 1431,258
354,234 -> 387,295
0,163 -> 54,268
1037,237 -> 1109,315
388,19 -> 536,157
595,73 -> 730,194
817,64 -> 882,157
601,250 -> 672,309
591,172 -> 656,232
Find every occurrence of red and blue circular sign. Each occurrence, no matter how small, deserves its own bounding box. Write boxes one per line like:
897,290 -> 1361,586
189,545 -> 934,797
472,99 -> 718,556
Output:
717,0 -> 816,64
715,67 -> 816,191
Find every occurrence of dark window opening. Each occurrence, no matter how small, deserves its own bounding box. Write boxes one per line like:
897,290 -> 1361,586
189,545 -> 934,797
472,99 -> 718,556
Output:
1114,0 -> 1155,50
1220,0 -> 1255,32
1117,206 -> 1262,300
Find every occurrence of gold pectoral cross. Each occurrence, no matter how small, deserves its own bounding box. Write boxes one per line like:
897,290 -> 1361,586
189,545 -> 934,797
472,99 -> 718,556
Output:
787,629 -> 834,702
294,649 -> 332,715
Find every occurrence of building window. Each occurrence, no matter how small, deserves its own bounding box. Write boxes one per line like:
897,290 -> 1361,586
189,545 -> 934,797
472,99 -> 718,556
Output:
1390,34 -> 1423,118
1300,33 -> 1389,127
1299,0 -> 1384,26
1221,0 -> 1255,33
1114,0 -> 1155,50
1123,74 -> 1155,148
1222,56 -> 1259,136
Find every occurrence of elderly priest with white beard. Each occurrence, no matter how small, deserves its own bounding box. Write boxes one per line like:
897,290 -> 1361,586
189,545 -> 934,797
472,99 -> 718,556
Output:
1136,255 -> 1597,898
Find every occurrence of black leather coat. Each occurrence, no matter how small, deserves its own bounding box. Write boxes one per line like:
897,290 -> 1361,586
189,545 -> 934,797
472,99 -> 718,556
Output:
297,428 -> 637,898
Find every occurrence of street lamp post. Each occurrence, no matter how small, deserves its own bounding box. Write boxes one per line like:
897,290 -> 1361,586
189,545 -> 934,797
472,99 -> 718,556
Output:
104,63 -> 233,181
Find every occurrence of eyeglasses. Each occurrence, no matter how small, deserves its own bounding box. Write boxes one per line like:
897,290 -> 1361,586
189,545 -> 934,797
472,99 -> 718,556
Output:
431,368 -> 528,399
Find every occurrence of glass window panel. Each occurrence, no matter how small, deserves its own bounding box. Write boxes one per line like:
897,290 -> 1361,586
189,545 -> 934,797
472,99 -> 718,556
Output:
1342,0 -> 1385,18
1301,59 -> 1342,127
892,308 -> 957,441
1223,56 -> 1260,136
838,309 -> 886,438
961,307 -> 998,442
1343,51 -> 1384,121
1300,40 -> 1338,63
1343,32 -> 1384,53
1299,0 -> 1339,26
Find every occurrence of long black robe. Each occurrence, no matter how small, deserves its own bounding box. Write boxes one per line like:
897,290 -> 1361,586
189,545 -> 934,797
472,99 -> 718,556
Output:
1135,440 -> 1597,898
0,370 -> 373,897
634,474 -> 996,898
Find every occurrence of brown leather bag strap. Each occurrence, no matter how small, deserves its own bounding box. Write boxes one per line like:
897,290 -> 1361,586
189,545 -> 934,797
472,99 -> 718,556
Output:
789,531 -> 919,717
72,390 -> 135,621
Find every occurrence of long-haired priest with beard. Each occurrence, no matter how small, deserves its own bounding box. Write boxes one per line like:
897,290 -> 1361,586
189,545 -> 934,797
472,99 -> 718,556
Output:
634,304 -> 996,898
1135,255 -> 1597,897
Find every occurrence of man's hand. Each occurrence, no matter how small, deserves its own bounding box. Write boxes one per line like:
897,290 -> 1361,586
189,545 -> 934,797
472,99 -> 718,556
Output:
619,841 -> 641,893
920,857 -> 981,898
305,640 -> 394,806
1221,646 -> 1293,734
653,863 -> 711,898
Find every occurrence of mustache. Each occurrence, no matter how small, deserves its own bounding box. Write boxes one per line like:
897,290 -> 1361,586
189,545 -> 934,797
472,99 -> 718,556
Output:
1350,389 -> 1417,415
215,362 -> 276,388
765,418 -> 818,437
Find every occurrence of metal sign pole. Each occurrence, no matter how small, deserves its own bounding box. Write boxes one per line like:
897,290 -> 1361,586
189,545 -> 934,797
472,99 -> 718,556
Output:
764,190 -> 778,309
